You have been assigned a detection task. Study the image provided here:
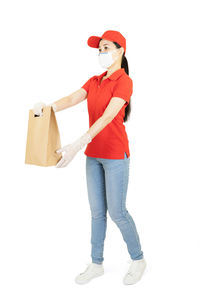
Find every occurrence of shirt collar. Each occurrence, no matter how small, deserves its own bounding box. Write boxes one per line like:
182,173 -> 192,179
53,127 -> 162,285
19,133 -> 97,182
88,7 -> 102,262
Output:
96,68 -> 125,83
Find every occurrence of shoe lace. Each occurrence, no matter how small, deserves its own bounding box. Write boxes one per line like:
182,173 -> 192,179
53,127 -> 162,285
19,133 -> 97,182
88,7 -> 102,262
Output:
79,262 -> 91,275
126,260 -> 135,276
126,258 -> 145,276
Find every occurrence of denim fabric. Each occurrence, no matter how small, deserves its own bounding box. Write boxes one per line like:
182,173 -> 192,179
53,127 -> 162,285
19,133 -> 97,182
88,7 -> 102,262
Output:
86,152 -> 144,264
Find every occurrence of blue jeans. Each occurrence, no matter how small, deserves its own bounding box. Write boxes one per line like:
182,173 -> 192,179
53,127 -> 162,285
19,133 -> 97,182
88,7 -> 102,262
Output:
86,152 -> 144,264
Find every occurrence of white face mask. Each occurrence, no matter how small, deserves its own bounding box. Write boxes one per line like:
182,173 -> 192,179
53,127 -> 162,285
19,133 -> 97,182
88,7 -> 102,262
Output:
98,49 -> 118,69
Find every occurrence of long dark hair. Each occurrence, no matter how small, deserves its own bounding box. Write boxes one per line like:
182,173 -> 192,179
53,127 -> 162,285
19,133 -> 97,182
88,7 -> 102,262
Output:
99,39 -> 131,122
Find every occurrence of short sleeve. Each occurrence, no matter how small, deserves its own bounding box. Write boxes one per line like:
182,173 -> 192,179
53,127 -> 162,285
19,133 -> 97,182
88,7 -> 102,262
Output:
112,76 -> 133,104
81,75 -> 95,94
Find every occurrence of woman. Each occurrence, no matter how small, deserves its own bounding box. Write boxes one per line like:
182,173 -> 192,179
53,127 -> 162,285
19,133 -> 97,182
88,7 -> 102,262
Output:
33,30 -> 146,285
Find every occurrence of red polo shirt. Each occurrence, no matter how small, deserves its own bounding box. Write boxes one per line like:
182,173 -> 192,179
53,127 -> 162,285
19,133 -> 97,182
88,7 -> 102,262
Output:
81,68 -> 133,159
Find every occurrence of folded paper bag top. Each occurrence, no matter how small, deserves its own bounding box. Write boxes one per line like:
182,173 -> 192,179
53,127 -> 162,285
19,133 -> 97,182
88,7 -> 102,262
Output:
25,105 -> 62,167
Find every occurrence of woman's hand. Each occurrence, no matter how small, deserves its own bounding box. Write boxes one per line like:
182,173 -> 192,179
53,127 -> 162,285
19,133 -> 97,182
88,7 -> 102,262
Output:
55,132 -> 92,168
32,102 -> 57,116
33,102 -> 46,116
55,144 -> 78,168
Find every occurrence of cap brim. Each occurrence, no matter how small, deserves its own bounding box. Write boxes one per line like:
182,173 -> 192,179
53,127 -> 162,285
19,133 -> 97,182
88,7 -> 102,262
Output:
87,36 -> 102,48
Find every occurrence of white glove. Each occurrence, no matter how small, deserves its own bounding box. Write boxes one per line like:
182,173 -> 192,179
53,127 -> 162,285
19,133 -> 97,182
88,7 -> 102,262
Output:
55,132 -> 92,168
33,102 -> 57,116
33,102 -> 46,116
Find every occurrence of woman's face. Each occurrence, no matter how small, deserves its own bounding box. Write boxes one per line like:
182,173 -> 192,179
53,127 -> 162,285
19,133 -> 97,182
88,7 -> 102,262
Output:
98,39 -> 123,65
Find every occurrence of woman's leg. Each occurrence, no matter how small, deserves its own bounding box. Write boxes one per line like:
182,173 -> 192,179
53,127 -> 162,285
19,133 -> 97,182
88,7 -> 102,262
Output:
86,156 -> 107,264
103,152 -> 144,260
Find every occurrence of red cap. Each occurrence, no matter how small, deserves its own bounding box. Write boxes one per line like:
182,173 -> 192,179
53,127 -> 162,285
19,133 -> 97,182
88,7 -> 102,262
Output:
87,30 -> 126,54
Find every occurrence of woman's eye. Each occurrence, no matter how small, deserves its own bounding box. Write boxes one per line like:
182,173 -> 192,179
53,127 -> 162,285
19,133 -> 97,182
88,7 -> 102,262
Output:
99,46 -> 108,53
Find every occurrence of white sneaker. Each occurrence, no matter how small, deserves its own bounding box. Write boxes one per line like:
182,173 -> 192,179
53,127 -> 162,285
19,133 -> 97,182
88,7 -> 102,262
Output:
123,258 -> 147,285
75,262 -> 104,284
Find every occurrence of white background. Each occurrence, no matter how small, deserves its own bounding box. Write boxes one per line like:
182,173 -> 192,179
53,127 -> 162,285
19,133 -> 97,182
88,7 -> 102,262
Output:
0,0 -> 200,299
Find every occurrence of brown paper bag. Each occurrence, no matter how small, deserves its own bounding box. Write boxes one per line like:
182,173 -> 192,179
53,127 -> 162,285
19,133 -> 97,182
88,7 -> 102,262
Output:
25,105 -> 62,167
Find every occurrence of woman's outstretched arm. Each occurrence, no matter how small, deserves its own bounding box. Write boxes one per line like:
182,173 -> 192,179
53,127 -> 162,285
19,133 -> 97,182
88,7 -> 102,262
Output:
55,97 -> 127,168
51,88 -> 87,112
